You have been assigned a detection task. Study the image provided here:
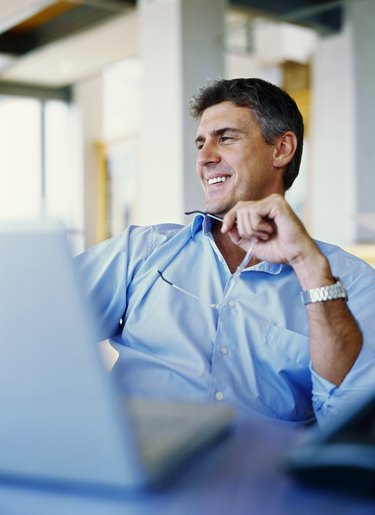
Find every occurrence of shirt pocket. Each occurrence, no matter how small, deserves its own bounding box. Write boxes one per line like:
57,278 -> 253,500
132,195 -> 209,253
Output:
263,323 -> 310,368
253,323 -> 313,421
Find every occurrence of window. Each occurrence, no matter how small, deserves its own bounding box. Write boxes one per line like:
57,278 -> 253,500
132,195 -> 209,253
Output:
0,95 -> 83,252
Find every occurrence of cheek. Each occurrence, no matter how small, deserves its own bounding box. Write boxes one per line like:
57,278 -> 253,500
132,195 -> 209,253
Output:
195,165 -> 205,184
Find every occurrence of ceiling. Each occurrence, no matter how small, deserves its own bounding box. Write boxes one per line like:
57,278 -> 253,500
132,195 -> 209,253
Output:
232,0 -> 343,31
0,0 -> 136,55
0,0 -> 343,94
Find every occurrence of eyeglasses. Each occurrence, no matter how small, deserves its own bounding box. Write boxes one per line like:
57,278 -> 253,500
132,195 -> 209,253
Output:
184,210 -> 224,223
157,211 -> 254,310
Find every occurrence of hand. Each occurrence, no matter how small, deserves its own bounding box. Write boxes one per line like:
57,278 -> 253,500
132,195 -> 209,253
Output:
221,194 -> 328,280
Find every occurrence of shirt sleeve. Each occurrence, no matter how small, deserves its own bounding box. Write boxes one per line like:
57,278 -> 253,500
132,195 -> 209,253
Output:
75,225 -> 153,341
310,257 -> 375,426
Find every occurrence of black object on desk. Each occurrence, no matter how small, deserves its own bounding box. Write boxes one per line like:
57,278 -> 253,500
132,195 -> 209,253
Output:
285,391 -> 375,496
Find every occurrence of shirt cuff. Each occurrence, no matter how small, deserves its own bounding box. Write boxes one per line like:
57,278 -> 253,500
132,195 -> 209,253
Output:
310,338 -> 375,426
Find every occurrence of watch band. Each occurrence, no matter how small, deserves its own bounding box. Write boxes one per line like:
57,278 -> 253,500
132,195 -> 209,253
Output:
300,277 -> 348,305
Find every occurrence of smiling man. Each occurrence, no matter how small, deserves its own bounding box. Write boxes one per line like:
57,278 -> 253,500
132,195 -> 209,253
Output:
195,101 -> 286,213
77,78 -> 375,426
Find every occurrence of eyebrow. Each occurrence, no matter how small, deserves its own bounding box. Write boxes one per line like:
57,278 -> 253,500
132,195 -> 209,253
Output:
195,127 -> 247,146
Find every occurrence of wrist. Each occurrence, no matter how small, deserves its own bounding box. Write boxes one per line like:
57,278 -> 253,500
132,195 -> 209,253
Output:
301,277 -> 348,305
291,250 -> 334,291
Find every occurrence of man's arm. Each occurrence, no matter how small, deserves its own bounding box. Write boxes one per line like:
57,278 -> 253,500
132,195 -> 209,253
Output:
221,193 -> 362,386
290,249 -> 362,385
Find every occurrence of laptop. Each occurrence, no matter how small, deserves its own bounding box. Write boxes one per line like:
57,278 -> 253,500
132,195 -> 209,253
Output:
0,219 -> 234,490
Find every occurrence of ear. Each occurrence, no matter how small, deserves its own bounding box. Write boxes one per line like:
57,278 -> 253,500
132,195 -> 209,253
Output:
272,132 -> 298,169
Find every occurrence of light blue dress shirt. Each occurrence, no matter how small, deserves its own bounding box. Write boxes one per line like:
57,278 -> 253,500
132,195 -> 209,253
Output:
76,215 -> 375,425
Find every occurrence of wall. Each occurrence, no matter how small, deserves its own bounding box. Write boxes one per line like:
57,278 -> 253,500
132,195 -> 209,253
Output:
310,26 -> 356,245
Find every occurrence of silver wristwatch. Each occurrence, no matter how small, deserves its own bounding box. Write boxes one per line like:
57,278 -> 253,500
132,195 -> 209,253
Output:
301,277 -> 348,305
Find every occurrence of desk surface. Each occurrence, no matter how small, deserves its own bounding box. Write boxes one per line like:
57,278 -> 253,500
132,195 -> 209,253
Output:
1,414 -> 374,515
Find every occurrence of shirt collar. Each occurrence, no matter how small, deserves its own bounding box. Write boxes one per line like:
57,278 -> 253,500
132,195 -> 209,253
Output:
190,213 -> 212,238
249,261 -> 285,275
190,213 -> 286,275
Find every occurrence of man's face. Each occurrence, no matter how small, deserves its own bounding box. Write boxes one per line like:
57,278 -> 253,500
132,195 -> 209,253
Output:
195,101 -> 280,215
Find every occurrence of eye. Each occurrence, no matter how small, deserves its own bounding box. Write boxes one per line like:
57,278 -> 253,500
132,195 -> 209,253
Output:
220,136 -> 233,144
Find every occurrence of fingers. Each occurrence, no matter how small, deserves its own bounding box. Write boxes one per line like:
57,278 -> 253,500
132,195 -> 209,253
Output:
221,207 -> 237,234
219,195 -> 318,266
227,227 -> 261,248
237,208 -> 274,240
221,201 -> 275,241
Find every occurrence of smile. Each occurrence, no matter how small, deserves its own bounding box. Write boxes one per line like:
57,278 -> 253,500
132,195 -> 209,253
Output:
207,176 -> 229,185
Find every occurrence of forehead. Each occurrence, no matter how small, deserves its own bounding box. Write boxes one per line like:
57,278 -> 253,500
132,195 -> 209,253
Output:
197,101 -> 256,134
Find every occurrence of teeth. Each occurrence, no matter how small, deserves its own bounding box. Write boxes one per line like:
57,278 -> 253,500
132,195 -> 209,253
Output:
208,176 -> 228,185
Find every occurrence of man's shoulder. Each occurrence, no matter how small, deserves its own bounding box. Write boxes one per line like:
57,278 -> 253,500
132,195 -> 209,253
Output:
105,222 -> 185,243
131,222 -> 186,245
315,239 -> 375,288
124,222 -> 193,259
148,222 -> 185,236
316,239 -> 369,265
77,222 -> 186,262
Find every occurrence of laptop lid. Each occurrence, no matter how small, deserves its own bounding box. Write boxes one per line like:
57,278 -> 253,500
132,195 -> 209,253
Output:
0,219 -> 146,489
0,220 -> 234,490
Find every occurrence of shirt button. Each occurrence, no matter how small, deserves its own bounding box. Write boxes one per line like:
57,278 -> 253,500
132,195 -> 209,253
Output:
220,346 -> 228,355
228,299 -> 236,308
215,391 -> 224,401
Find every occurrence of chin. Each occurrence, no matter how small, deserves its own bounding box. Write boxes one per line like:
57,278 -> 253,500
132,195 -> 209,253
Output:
205,200 -> 231,216
205,204 -> 222,215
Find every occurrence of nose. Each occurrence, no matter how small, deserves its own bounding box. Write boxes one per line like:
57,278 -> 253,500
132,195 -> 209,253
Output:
197,140 -> 221,167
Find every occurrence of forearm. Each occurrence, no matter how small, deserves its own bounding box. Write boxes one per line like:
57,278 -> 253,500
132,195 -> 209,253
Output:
292,250 -> 363,385
222,195 -> 365,386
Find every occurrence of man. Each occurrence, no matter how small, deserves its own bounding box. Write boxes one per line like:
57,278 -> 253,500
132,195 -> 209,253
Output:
77,78 -> 375,426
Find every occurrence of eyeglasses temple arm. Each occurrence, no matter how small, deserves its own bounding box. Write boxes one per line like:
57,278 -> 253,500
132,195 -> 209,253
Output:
158,270 -> 208,303
157,270 -> 173,285
184,210 -> 223,223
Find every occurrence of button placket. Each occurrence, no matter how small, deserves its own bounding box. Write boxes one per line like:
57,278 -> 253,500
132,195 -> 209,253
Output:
208,281 -> 241,404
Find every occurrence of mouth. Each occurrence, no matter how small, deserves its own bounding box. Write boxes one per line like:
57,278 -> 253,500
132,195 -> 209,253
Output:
206,174 -> 231,186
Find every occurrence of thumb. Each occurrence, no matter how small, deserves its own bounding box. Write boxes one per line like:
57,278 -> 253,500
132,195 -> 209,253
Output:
221,208 -> 237,233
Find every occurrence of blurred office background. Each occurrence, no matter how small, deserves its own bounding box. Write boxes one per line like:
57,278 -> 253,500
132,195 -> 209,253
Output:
0,0 -> 374,264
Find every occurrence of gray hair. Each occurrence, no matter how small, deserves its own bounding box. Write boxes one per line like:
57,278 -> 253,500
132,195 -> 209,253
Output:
190,78 -> 304,191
